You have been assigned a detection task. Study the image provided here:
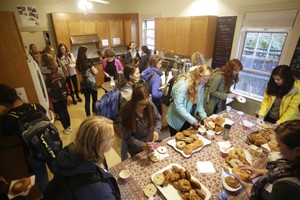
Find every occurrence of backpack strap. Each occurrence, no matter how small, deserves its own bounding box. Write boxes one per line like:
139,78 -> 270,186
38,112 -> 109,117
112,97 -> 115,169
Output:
274,177 -> 300,190
148,72 -> 156,82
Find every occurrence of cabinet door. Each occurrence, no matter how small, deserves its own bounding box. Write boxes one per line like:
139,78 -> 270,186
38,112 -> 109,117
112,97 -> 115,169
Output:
53,20 -> 71,49
67,20 -> 82,35
109,20 -> 123,46
83,20 -> 96,34
96,20 -> 111,47
175,17 -> 191,56
124,19 -> 139,46
95,64 -> 104,87
163,18 -> 176,54
155,18 -> 163,52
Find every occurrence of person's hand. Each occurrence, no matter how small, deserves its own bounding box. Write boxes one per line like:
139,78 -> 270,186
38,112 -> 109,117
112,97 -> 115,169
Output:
193,120 -> 199,127
236,175 -> 253,197
239,165 -> 268,180
105,72 -> 110,78
258,116 -> 264,120
144,142 -> 153,151
203,118 -> 212,125
152,131 -> 159,142
228,93 -> 237,98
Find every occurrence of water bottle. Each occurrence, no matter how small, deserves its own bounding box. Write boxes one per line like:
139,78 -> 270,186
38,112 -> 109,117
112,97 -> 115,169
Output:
110,76 -> 116,87
223,124 -> 231,141
218,189 -> 228,200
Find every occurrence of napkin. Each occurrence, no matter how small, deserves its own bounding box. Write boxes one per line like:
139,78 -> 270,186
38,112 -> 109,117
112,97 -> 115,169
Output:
8,175 -> 35,199
154,150 -> 169,161
242,120 -> 255,127
197,161 -> 216,174
217,141 -> 233,151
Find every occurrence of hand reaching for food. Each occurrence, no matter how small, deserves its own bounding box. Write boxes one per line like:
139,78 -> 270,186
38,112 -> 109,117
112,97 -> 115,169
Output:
238,165 -> 268,180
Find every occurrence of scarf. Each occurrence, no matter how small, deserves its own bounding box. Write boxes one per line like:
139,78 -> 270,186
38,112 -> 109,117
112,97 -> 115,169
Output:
251,158 -> 293,200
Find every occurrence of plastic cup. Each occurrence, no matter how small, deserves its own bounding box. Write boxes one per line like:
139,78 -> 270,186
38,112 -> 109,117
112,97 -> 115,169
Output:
119,169 -> 131,182
226,106 -> 231,113
220,147 -> 230,158
198,127 -> 206,136
206,130 -> 215,140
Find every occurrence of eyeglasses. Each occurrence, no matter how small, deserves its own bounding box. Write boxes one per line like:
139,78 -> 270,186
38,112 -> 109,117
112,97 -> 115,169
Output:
137,97 -> 150,107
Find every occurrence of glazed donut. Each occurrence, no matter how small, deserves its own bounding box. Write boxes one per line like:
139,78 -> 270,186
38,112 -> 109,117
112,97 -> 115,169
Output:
176,132 -> 185,141
179,179 -> 192,192
176,141 -> 187,150
170,173 -> 180,182
229,158 -> 244,168
183,145 -> 194,155
225,176 -> 240,188
12,178 -> 31,194
229,149 -> 239,159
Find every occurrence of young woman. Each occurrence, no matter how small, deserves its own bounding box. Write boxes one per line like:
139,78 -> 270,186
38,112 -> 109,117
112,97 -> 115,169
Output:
124,41 -> 141,65
76,46 -> 98,117
258,65 -> 300,124
238,120 -> 300,200
138,45 -> 151,73
189,51 -> 206,72
165,65 -> 213,136
119,81 -> 162,160
141,54 -> 164,114
203,59 -> 243,116
102,48 -> 123,82
118,64 -> 141,109
44,116 -> 121,200
57,43 -> 82,104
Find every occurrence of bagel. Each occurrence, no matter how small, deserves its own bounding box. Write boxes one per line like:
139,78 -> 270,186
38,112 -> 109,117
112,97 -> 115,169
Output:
143,183 -> 157,198
206,121 -> 215,129
268,140 -> 280,151
214,116 -> 225,125
176,132 -> 185,141
232,167 -> 251,181
12,178 -> 31,194
182,137 -> 194,144
229,158 -> 244,168
189,134 -> 198,140
152,173 -> 165,186
182,130 -> 191,136
225,176 -> 240,188
188,129 -> 198,135
176,141 -> 187,150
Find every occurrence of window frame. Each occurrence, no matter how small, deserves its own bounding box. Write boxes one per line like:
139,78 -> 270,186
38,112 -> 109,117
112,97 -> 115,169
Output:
142,18 -> 155,51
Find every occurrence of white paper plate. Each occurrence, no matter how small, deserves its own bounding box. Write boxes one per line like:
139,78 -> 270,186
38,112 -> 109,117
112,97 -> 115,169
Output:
167,135 -> 211,158
157,146 -> 168,154
237,96 -> 246,103
256,118 -> 266,127
221,169 -> 242,192
151,163 -> 211,200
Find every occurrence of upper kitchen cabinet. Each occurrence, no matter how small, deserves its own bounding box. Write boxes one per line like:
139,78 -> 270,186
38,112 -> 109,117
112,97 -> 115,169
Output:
189,16 -> 217,58
155,18 -> 163,52
175,17 -> 191,56
124,19 -> 139,46
96,20 -> 110,47
67,20 -> 96,35
109,20 -> 124,46
162,18 -> 176,54
52,20 -> 71,49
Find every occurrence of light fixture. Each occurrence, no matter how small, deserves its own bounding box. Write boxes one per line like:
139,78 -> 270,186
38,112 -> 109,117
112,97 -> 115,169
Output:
78,0 -> 93,15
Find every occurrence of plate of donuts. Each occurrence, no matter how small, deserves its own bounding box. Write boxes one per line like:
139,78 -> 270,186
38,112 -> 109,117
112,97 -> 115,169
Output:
151,163 -> 211,200
221,169 -> 242,192
167,134 -> 211,158
222,147 -> 252,173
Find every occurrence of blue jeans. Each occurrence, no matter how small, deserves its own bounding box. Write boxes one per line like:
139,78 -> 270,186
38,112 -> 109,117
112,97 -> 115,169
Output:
83,89 -> 98,116
52,99 -> 70,129
24,155 -> 57,194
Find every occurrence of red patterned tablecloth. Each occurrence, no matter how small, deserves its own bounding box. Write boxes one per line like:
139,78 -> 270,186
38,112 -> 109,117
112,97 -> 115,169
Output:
109,110 -> 269,200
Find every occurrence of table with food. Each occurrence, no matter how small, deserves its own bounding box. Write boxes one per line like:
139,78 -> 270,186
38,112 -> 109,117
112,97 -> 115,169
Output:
109,109 -> 279,200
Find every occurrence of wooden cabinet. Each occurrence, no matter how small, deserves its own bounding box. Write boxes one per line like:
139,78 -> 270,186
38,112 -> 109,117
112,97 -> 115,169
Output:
82,20 -> 97,34
124,19 -> 139,46
96,20 -> 111,47
52,20 -> 71,50
189,16 -> 217,58
67,20 -> 96,35
155,16 -> 217,58
109,20 -> 124,46
67,20 -> 82,35
175,17 -> 191,56
155,18 -> 164,52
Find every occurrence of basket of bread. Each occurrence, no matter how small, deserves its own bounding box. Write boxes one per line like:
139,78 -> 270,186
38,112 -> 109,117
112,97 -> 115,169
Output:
222,147 -> 252,182
167,129 -> 211,158
246,130 -> 271,146
150,163 -> 211,200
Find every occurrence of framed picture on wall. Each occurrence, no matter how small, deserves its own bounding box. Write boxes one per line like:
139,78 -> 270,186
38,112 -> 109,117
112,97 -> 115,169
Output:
16,5 -> 40,26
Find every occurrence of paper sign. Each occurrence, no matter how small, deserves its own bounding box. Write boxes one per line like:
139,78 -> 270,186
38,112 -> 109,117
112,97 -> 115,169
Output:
102,39 -> 109,46
113,38 -> 120,45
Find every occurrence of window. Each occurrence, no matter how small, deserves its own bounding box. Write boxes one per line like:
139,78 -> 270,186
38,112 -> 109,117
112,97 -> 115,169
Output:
142,19 -> 155,51
234,29 -> 288,100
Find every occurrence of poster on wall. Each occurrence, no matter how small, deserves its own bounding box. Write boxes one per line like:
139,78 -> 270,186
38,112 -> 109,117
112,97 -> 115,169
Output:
16,5 -> 40,26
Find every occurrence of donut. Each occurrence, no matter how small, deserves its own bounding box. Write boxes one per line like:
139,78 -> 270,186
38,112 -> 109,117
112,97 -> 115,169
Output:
176,132 -> 185,141
189,189 -> 201,200
183,145 -> 194,155
229,158 -> 244,168
172,165 -> 181,173
179,179 -> 191,192
173,181 -> 180,190
12,178 -> 31,194
152,173 -> 165,186
143,183 -> 157,198
183,130 -> 191,136
225,176 -> 240,188
176,141 -> 187,150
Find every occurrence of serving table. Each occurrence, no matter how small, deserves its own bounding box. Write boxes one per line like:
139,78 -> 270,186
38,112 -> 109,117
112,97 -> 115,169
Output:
109,109 -> 269,200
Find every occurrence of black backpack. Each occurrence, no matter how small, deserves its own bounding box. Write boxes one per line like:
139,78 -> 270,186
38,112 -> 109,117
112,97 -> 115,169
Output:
162,77 -> 175,106
12,104 -> 62,161
48,72 -> 69,100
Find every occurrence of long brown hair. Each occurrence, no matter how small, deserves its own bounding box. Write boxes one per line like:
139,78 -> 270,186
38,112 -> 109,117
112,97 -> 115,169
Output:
119,64 -> 139,87
218,59 -> 243,90
73,116 -> 114,164
76,46 -> 88,72
120,81 -> 154,133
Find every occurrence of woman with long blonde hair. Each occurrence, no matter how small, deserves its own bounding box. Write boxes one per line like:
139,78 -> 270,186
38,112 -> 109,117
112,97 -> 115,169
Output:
165,65 -> 213,136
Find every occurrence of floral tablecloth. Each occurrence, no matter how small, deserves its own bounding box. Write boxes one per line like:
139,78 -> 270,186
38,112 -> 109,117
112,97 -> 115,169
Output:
109,109 -> 269,200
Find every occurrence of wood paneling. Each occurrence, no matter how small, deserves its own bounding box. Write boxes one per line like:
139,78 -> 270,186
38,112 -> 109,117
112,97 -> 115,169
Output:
82,20 -> 97,34
52,20 -> 70,49
163,18 -> 176,54
175,17 -> 191,56
155,18 -> 163,52
124,19 -> 139,46
67,20 -> 82,35
96,20 -> 111,47
109,20 -> 123,46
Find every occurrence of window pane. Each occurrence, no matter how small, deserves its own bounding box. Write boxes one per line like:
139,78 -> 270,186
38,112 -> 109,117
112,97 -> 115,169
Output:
146,20 -> 155,29
146,30 -> 154,38
146,37 -> 154,45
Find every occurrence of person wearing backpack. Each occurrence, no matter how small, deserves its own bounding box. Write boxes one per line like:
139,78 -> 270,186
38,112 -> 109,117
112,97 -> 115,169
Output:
203,59 -> 243,116
44,116 -> 121,200
165,65 -> 213,136
45,55 -> 72,134
141,55 -> 164,114
0,84 -> 58,194
120,81 -> 162,160
76,46 -> 98,117
238,120 -> 300,200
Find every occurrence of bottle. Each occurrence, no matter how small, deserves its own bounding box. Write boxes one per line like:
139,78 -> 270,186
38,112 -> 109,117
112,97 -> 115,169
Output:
218,189 -> 228,200
223,124 -> 231,140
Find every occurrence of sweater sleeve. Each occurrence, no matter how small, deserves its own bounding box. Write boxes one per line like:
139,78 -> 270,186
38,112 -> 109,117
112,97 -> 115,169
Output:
69,53 -> 76,69
258,92 -> 272,117
102,59 -> 107,72
115,59 -> 123,71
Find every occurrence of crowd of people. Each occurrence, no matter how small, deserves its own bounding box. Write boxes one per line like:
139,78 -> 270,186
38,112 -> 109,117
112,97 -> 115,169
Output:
0,41 -> 300,200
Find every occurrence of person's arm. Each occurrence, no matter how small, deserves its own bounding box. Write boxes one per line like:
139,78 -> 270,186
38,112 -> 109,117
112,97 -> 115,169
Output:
151,76 -> 163,99
68,53 -> 76,69
115,59 -> 123,71
197,85 -> 208,120
258,92 -> 272,117
277,90 -> 300,124
209,74 -> 229,100
151,102 -> 162,141
269,180 -> 300,200
120,123 -> 145,150
124,52 -> 132,64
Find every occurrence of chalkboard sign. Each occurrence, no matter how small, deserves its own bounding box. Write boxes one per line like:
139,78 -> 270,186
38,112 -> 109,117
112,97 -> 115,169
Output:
211,16 -> 237,68
290,36 -> 300,78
